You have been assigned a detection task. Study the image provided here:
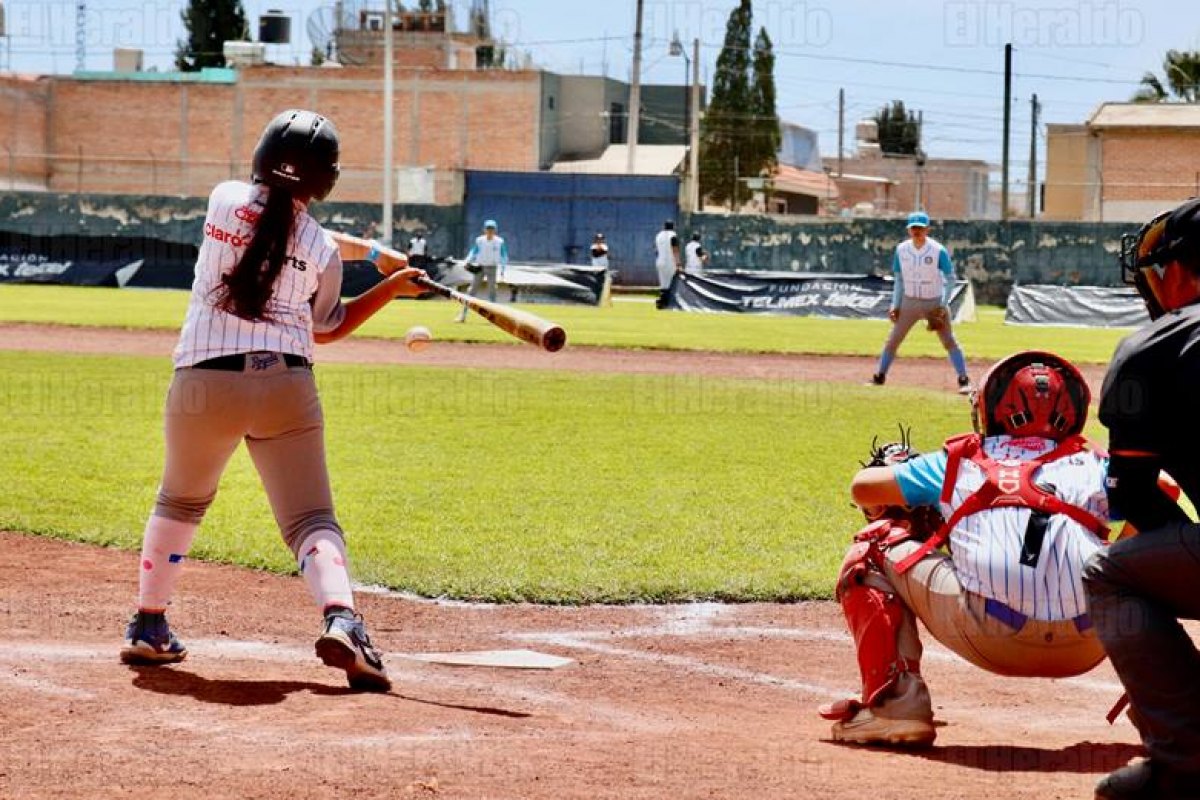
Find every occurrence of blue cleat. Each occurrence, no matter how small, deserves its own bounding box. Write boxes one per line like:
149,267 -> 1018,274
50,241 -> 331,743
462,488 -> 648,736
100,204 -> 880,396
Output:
120,611 -> 187,665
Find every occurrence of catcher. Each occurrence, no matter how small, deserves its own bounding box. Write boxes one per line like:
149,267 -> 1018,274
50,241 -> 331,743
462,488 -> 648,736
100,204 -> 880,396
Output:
822,350 -> 1114,746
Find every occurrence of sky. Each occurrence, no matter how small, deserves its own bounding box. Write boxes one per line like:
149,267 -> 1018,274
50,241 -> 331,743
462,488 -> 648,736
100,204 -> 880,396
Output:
3,0 -> 1199,190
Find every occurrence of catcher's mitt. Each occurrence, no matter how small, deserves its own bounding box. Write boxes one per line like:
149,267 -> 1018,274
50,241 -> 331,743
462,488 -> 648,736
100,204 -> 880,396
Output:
926,305 -> 950,331
859,425 -> 944,541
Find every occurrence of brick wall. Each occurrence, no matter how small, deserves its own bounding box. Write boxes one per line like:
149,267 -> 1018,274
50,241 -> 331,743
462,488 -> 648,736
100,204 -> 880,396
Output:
14,65 -> 542,204
1101,129 -> 1200,203
0,75 -> 51,188
824,154 -> 989,219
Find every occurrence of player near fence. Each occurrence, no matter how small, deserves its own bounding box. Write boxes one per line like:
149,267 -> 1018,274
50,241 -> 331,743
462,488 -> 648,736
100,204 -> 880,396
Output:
1083,197 -> 1200,799
119,109 -> 425,692
455,218 -> 508,322
822,351 -> 1115,746
870,212 -> 971,393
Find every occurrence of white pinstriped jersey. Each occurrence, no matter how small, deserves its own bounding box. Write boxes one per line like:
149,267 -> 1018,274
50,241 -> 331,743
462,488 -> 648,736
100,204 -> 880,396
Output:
942,436 -> 1110,622
894,238 -> 948,300
173,181 -> 339,368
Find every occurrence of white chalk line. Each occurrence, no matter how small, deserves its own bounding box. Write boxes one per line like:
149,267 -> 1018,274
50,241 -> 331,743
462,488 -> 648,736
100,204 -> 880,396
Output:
0,665 -> 95,699
508,605 -> 1126,698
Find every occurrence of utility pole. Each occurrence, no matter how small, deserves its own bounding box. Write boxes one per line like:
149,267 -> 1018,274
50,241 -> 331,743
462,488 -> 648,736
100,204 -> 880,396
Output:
689,37 -> 700,211
381,0 -> 394,245
626,0 -> 644,174
1027,93 -> 1039,219
75,2 -> 86,72
837,88 -> 844,177
731,154 -> 738,212
1001,42 -> 1012,221
916,109 -> 925,211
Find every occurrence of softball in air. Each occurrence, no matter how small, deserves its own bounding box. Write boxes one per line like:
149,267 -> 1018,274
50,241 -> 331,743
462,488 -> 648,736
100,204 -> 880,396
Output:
404,325 -> 433,352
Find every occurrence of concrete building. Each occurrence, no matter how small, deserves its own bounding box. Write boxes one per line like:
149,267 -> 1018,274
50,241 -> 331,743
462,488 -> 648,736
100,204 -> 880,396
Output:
1044,103 -> 1200,222
821,121 -> 989,219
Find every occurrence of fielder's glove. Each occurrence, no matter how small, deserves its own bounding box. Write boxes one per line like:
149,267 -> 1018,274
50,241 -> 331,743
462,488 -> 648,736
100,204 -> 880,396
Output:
926,305 -> 950,331
859,425 -> 944,542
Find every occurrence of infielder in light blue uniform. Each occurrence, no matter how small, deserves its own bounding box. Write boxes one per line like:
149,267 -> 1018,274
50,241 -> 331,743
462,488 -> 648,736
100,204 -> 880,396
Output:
871,211 -> 971,392
456,218 -> 509,322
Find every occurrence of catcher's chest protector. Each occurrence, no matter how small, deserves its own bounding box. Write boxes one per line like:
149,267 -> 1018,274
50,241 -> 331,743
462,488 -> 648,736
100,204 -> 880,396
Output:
893,433 -> 1108,575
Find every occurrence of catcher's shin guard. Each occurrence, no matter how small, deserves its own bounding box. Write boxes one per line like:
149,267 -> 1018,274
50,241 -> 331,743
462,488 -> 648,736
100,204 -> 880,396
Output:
820,522 -> 920,721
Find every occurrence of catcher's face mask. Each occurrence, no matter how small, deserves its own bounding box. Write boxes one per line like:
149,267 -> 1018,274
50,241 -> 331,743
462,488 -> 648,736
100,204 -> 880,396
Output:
1120,197 -> 1200,320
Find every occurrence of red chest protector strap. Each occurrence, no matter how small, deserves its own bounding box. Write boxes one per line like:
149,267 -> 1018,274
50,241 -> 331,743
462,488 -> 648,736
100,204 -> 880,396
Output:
894,433 -> 1108,575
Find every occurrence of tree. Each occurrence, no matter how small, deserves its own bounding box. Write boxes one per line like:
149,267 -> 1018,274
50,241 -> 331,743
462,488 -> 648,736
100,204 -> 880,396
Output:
1132,49 -> 1200,103
873,100 -> 920,156
747,27 -> 781,181
175,0 -> 247,72
699,0 -> 753,208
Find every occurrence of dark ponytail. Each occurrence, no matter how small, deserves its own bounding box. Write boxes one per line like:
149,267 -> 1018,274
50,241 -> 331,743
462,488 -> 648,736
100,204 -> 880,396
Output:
215,186 -> 296,322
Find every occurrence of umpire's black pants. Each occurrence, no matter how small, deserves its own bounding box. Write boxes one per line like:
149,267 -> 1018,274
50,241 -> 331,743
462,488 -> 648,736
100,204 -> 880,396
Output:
1083,523 -> 1200,776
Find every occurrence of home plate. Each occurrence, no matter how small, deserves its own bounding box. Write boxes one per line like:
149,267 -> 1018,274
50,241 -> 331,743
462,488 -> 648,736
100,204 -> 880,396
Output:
396,649 -> 574,670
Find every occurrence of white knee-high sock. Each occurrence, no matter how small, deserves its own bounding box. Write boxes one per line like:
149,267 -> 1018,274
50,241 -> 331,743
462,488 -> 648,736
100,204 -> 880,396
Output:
296,529 -> 355,613
138,515 -> 198,612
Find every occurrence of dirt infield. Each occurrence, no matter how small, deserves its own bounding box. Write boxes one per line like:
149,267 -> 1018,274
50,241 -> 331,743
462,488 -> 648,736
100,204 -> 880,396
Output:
0,321 -> 1111,391
0,325 -> 1142,798
0,531 -> 1149,800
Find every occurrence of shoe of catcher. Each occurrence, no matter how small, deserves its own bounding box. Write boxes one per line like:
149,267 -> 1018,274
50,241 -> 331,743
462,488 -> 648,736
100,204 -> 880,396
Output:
120,611 -> 188,665
821,673 -> 936,747
829,704 -> 936,747
315,613 -> 392,692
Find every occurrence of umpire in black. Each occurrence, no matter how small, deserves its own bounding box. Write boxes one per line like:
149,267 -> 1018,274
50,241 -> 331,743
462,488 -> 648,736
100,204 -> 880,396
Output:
1084,197 -> 1200,800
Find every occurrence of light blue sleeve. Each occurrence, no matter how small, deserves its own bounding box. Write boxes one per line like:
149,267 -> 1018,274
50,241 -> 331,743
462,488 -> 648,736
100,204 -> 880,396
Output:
939,248 -> 955,305
891,249 -> 904,308
891,450 -> 949,507
465,238 -> 479,262
500,240 -> 509,268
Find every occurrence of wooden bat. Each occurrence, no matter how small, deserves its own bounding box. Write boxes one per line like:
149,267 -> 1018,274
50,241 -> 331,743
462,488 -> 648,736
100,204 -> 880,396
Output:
415,275 -> 566,353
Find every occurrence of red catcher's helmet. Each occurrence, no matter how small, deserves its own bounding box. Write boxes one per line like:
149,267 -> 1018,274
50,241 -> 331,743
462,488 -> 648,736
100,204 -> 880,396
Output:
972,351 -> 1090,439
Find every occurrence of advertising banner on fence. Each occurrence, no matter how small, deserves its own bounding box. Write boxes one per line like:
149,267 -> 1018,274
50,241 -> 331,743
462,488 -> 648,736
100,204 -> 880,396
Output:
1004,284 -> 1148,328
0,232 -> 197,288
662,271 -> 974,320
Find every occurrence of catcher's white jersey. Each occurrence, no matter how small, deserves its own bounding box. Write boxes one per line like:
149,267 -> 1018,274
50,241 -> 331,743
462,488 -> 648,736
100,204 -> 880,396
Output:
173,181 -> 341,368
897,435 -> 1110,622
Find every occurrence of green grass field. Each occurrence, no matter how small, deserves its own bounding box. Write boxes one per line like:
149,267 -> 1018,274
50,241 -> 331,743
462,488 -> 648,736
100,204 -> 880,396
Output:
0,284 -> 1130,602
0,349 -> 989,602
0,284 -> 1131,363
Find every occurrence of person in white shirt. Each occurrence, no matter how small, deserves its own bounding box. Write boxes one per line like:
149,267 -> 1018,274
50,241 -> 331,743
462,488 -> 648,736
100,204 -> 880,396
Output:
456,218 -> 509,322
870,211 -> 971,392
821,351 -> 1120,747
590,232 -> 609,268
684,232 -> 708,273
407,231 -> 428,267
119,109 -> 425,693
653,220 -> 681,308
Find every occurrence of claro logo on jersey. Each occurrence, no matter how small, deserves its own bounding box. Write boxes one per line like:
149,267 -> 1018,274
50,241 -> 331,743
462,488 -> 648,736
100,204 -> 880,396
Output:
204,223 -> 308,270
205,222 -> 249,248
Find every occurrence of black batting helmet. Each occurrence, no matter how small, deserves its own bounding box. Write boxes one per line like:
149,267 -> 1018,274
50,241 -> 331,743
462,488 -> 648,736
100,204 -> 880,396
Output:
251,109 -> 340,201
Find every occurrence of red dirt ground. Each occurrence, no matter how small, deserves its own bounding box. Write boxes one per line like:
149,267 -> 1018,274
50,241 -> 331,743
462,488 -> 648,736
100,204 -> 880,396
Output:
0,324 -> 1143,799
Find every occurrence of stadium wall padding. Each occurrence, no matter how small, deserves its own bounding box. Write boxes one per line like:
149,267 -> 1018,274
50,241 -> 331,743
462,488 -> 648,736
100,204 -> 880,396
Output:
0,192 -> 1135,300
